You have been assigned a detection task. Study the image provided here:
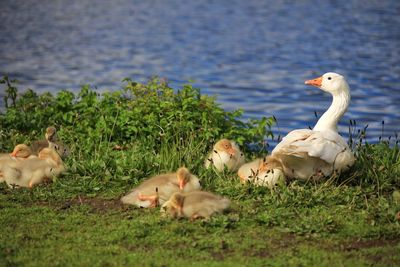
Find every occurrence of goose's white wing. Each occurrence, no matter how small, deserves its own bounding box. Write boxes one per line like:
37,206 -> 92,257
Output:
272,129 -> 354,179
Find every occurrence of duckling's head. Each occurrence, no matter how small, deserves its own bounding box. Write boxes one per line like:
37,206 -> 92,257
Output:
49,143 -> 70,158
11,144 -> 32,158
258,155 -> 283,173
176,167 -> 201,191
45,126 -> 57,142
176,167 -> 191,190
214,139 -> 236,156
161,192 -> 185,218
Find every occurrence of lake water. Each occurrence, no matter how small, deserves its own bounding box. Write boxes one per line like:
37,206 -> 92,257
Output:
1,0 -> 399,144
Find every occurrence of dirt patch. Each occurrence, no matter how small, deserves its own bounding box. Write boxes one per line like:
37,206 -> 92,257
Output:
341,238 -> 400,265
244,246 -> 272,258
241,232 -> 297,259
211,240 -> 235,261
38,196 -> 130,213
69,196 -> 127,212
341,238 -> 399,251
270,232 -> 298,250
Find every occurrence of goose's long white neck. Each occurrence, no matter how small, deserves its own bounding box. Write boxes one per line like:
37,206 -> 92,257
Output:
313,89 -> 350,132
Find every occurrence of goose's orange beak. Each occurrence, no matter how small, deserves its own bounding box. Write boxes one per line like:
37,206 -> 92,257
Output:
305,76 -> 323,87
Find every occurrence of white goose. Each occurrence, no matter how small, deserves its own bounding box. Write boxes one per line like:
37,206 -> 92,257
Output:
271,72 -> 355,180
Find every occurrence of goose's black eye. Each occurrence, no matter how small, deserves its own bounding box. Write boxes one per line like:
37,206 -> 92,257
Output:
328,77 -> 332,80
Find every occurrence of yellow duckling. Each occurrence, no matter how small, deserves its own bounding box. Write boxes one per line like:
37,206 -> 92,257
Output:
30,126 -> 70,158
161,191 -> 230,220
253,156 -> 285,188
120,167 -> 201,208
1,148 -> 65,188
0,144 -> 37,182
237,158 -> 263,184
0,144 -> 35,160
238,156 -> 285,188
204,139 -> 245,172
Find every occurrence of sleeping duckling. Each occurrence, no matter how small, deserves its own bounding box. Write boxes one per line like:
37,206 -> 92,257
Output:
204,139 -> 245,172
10,144 -> 36,159
237,158 -> 263,184
0,144 -> 35,160
253,156 -> 285,188
120,167 -> 201,208
161,191 -> 230,220
30,126 -> 70,158
1,148 -> 65,188
0,144 -> 37,182
30,126 -> 56,153
238,156 -> 285,188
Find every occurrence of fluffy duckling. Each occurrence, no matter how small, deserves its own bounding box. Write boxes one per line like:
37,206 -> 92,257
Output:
120,167 -> 201,208
0,144 -> 35,160
161,191 -> 230,220
10,144 -> 36,159
253,156 -> 285,188
0,144 -> 37,181
1,148 -> 65,188
238,156 -> 285,188
30,126 -> 56,153
204,139 -> 245,172
30,126 -> 70,158
237,158 -> 263,184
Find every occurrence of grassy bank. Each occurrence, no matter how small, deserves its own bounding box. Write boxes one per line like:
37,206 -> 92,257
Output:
0,77 -> 399,266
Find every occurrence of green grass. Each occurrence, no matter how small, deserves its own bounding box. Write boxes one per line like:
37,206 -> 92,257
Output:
0,77 -> 399,266
1,173 -> 399,266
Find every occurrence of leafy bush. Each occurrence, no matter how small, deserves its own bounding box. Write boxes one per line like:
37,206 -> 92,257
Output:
0,76 -> 273,150
0,76 -> 274,187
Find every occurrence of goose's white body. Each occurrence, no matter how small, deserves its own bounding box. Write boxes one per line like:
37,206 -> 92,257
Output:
272,72 -> 355,180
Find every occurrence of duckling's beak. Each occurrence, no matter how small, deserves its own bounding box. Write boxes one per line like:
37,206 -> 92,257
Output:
10,152 -> 17,157
305,76 -> 323,87
227,148 -> 236,156
179,180 -> 186,190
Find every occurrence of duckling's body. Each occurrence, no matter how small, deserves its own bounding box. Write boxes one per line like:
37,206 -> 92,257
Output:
121,167 -> 201,208
237,158 -> 263,184
1,148 -> 65,188
161,191 -> 230,220
30,126 -> 70,158
238,156 -> 286,188
0,144 -> 35,160
0,144 -> 37,182
252,168 -> 285,188
205,139 -> 245,171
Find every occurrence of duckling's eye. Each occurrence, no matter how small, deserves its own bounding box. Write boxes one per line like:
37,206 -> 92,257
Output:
328,77 -> 332,80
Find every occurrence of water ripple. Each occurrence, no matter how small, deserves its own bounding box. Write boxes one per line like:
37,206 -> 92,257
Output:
0,0 -> 399,143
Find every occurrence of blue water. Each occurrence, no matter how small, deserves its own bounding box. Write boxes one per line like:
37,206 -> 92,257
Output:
1,0 -> 399,143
